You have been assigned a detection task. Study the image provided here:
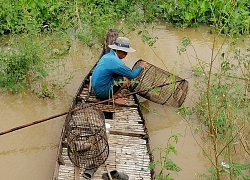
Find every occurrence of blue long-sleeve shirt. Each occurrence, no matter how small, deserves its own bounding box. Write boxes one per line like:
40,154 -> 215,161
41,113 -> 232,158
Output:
91,50 -> 142,99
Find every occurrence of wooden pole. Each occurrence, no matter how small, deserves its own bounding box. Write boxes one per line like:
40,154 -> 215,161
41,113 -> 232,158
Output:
74,166 -> 80,180
0,79 -> 185,136
0,111 -> 68,136
104,163 -> 113,180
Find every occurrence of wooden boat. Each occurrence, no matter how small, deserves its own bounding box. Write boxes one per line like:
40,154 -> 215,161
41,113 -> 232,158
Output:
52,29 -> 153,180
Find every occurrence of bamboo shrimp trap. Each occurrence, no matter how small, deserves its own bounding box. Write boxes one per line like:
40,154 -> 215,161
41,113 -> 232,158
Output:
129,60 -> 189,107
66,105 -> 109,169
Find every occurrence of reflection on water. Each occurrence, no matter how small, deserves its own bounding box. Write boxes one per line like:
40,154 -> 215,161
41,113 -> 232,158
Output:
0,143 -> 57,156
0,24 -> 235,179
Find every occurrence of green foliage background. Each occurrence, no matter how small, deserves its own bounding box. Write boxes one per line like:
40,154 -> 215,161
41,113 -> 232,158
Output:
0,0 -> 250,179
0,0 -> 249,37
158,0 -> 250,35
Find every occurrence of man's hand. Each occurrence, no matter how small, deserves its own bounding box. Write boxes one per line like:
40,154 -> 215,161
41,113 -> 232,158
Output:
139,61 -> 148,69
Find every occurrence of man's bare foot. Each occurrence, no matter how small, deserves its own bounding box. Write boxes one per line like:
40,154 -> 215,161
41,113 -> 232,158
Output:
114,98 -> 126,105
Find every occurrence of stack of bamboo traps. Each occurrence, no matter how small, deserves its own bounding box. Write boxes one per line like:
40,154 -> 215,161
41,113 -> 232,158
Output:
55,88 -> 152,180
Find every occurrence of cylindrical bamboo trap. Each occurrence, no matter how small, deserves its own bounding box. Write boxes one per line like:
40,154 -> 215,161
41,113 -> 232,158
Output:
129,60 -> 189,107
66,104 -> 109,169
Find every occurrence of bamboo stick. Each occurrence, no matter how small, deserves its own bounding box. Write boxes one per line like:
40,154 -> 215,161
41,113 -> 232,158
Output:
109,130 -> 147,138
0,79 -> 185,136
74,166 -> 80,180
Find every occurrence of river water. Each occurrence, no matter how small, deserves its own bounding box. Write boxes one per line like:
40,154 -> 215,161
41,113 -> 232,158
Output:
0,24 -> 227,179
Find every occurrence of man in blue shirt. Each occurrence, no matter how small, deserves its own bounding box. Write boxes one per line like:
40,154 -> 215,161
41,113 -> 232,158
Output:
91,37 -> 148,104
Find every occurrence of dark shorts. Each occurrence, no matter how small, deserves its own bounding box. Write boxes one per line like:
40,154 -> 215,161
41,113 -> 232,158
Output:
113,75 -> 123,94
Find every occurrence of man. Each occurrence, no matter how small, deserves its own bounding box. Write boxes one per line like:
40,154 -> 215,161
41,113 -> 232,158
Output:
91,36 -> 148,104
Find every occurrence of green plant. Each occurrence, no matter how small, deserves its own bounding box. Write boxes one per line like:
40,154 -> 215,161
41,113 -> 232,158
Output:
0,0 -> 76,34
0,0 -> 162,97
149,133 -> 182,180
176,34 -> 250,179
157,0 -> 250,36
1,0 -> 250,39
138,28 -> 158,47
0,32 -> 73,97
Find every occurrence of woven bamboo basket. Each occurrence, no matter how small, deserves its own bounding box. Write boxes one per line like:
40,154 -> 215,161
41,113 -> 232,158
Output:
66,105 -> 109,169
129,60 -> 188,107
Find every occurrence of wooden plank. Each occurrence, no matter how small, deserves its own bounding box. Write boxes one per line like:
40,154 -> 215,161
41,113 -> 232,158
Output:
74,166 -> 80,180
109,130 -> 147,138
58,155 -> 65,165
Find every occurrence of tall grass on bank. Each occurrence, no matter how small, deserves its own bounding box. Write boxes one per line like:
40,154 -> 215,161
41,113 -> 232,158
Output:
0,32 -> 73,98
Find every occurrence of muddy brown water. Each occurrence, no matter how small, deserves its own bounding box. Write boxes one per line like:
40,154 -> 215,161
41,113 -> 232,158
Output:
0,25 -> 231,179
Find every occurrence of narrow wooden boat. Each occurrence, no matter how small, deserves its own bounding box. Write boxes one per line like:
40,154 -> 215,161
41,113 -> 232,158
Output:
52,29 -> 153,180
